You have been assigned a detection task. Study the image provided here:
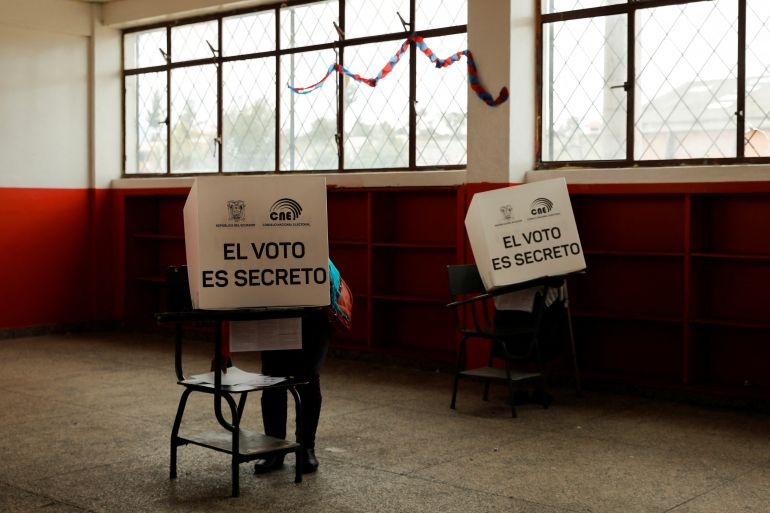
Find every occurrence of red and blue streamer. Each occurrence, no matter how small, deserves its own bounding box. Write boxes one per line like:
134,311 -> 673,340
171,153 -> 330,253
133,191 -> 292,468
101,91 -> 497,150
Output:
288,35 -> 508,107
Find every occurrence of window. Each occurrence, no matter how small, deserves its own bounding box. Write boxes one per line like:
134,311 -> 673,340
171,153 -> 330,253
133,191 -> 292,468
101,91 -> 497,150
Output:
123,0 -> 467,175
539,0 -> 770,167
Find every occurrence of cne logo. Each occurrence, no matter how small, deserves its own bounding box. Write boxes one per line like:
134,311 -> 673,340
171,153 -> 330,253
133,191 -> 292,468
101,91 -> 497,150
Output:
269,198 -> 303,221
529,197 -> 554,216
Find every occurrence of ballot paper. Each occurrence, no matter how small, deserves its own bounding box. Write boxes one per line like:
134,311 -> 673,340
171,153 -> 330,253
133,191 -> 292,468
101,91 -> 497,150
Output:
229,318 -> 302,352
188,366 -> 286,387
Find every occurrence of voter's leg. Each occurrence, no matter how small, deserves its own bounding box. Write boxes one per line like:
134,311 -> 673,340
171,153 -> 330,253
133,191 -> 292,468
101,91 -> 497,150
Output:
296,376 -> 322,472
295,311 -> 331,473
254,312 -> 331,475
254,350 -> 293,474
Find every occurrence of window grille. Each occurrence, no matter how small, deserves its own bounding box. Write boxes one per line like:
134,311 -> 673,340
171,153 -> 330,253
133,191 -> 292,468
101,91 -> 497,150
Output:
123,0 -> 467,175
539,0 -> 770,167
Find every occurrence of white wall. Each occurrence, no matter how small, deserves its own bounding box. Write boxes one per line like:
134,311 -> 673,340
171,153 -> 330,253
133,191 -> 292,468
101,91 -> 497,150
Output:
91,7 -> 123,190
508,1 -> 536,184
0,23 -> 89,188
102,0 -> 273,28
0,0 -> 90,37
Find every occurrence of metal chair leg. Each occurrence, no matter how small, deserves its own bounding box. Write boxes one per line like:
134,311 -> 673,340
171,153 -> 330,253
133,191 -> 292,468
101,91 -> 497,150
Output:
170,388 -> 193,480
483,341 -> 495,401
219,392 -> 241,498
532,336 -> 549,410
563,293 -> 582,397
450,337 -> 467,410
502,354 -> 517,418
237,392 -> 248,419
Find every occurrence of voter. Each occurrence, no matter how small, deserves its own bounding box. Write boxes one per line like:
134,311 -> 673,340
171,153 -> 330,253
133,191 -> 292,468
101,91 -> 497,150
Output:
253,309 -> 332,474
253,260 -> 349,474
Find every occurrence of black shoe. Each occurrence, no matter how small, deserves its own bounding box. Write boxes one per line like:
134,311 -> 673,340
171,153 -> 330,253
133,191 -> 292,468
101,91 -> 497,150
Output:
253,453 -> 285,474
301,448 -> 319,474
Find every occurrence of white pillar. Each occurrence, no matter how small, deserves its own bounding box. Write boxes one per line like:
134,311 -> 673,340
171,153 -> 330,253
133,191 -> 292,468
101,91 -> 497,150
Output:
90,5 -> 123,189
467,0 -> 535,184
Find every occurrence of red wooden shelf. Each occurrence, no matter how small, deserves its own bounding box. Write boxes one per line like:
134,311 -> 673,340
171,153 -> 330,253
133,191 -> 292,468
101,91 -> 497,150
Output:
681,383 -> 770,401
570,189 -> 770,400
579,370 -> 682,388
371,242 -> 457,251
371,294 -> 449,305
329,240 -> 368,247
119,184 -> 770,401
690,252 -> 770,262
329,339 -> 370,350
135,275 -> 166,284
689,317 -> 770,330
132,233 -> 185,241
583,249 -> 685,258
571,310 -> 683,324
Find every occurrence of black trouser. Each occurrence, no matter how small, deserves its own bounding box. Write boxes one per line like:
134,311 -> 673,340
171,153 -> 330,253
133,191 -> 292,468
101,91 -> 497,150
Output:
260,311 -> 331,449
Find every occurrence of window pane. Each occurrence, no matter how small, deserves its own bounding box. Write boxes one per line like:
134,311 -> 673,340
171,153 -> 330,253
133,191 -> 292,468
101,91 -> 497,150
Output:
346,0 -> 409,39
635,0 -> 737,160
745,0 -> 770,157
416,0 -> 467,30
170,65 -> 218,173
280,50 -> 338,171
416,34 -> 467,166
344,41 -> 409,169
125,72 -> 167,173
223,59 -> 276,172
123,1 -> 470,174
124,28 -> 166,69
280,0 -> 338,49
542,0 -> 626,15
543,15 -> 627,161
171,21 -> 218,62
223,10 -> 276,56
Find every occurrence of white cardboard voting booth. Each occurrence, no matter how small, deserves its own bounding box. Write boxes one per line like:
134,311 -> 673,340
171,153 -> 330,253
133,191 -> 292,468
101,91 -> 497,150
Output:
465,177 -> 585,290
183,175 -> 330,309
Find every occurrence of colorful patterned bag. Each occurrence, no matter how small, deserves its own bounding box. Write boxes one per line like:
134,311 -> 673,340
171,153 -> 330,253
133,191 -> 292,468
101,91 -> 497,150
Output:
327,259 -> 353,331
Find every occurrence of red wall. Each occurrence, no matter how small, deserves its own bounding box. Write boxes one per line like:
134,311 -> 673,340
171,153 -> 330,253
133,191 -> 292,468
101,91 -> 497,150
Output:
0,187 -> 118,330
0,183 -> 510,333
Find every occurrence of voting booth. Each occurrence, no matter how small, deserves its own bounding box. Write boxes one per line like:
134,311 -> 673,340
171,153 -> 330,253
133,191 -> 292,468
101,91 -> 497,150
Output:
183,175 -> 330,309
465,178 -> 586,290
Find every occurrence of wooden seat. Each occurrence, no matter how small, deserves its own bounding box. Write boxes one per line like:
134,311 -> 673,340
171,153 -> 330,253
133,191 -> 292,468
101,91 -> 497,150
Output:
447,264 -> 580,417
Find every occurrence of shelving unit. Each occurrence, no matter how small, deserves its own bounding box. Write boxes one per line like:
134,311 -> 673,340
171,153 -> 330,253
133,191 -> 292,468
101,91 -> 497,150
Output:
568,185 -> 770,400
566,193 -> 684,385
119,186 -> 463,362
122,192 -> 188,327
116,182 -> 770,401
327,186 -> 462,362
687,192 -> 770,396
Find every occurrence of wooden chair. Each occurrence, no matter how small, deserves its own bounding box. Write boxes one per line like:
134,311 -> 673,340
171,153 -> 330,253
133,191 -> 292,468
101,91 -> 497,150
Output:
447,264 -> 578,417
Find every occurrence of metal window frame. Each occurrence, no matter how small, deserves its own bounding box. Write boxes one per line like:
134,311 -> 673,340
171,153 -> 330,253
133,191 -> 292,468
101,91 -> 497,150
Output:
121,0 -> 468,176
536,0 -> 770,169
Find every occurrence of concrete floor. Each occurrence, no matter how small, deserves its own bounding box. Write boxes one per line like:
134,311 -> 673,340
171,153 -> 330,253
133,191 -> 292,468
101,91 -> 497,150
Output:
0,331 -> 769,513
